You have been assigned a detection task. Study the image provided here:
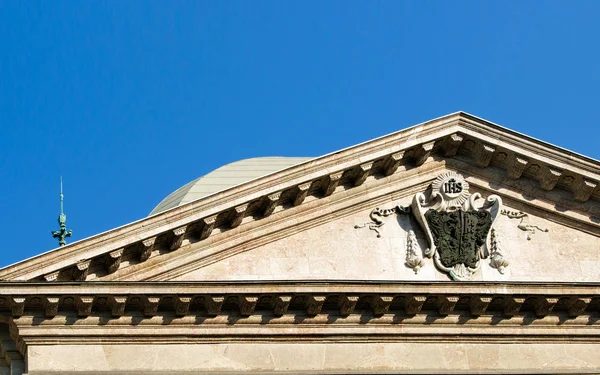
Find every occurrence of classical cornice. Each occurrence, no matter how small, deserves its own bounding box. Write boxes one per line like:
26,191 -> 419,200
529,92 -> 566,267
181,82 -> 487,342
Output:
0,112 -> 598,282
1,281 -> 598,320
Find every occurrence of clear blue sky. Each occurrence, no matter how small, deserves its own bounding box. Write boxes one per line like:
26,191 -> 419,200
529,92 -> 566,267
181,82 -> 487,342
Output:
1,1 -> 599,268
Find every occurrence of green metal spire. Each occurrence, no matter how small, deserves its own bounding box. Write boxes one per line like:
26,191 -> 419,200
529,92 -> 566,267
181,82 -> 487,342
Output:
51,177 -> 73,247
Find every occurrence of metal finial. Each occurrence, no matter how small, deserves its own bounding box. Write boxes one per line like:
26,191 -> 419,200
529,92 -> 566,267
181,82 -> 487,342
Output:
52,176 -> 72,246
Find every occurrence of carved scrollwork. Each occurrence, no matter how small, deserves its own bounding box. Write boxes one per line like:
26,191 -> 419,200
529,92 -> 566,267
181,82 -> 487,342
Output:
500,209 -> 548,240
354,205 -> 410,238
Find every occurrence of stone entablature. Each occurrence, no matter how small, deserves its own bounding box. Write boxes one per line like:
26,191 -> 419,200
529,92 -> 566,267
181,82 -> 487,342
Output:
0,113 -> 598,284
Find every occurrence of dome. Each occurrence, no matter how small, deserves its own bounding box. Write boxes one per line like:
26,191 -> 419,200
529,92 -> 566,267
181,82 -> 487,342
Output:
149,156 -> 313,215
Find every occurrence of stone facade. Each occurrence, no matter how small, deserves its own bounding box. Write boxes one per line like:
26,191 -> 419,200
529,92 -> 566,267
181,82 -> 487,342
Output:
0,112 -> 598,374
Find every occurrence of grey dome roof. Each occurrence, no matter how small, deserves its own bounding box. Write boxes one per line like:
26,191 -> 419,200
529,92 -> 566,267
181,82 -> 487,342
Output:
149,156 -> 313,216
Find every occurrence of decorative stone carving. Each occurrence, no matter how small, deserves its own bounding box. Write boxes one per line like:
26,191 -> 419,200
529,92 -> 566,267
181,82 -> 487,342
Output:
539,167 -> 562,190
140,237 -> 156,262
405,230 -> 425,274
383,151 -> 405,176
441,133 -> 463,157
170,226 -> 187,250
489,229 -> 509,274
507,155 -> 529,179
72,259 -> 91,281
438,296 -> 459,316
175,297 -> 191,316
567,297 -> 591,318
111,296 -> 127,317
205,296 -> 224,316
412,141 -> 435,167
354,205 -> 410,238
370,296 -> 393,316
305,295 -> 326,316
469,296 -> 492,316
144,297 -> 160,317
262,192 -> 281,217
11,297 -> 25,317
293,182 -> 312,206
572,179 -> 598,202
404,295 -> 426,315
534,297 -> 558,318
230,204 -> 248,228
502,297 -> 525,317
44,297 -> 60,318
474,143 -> 495,167
200,215 -> 217,240
413,172 -> 502,281
272,295 -> 292,316
105,249 -> 123,274
500,209 -> 548,240
44,271 -> 59,282
238,296 -> 258,316
338,295 -> 359,317
76,296 -> 94,317
354,162 -> 373,186
322,171 -> 343,197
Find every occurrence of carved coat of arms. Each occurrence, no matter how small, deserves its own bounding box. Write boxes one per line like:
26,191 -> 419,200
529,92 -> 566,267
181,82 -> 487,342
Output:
412,172 -> 502,281
356,172 -> 506,281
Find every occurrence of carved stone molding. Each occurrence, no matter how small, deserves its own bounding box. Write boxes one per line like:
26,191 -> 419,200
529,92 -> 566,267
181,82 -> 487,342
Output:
43,271 -> 59,282
170,226 -> 187,251
383,151 -> 405,176
412,141 -> 435,167
438,296 -> 459,316
572,179 -> 598,202
238,296 -> 258,316
144,297 -> 160,317
140,237 -> 156,262
10,298 -> 25,318
272,295 -> 292,316
105,249 -> 123,274
502,297 -> 525,317
507,155 -> 529,179
111,296 -> 127,317
567,297 -> 591,318
200,215 -> 217,240
539,167 -> 563,191
175,297 -> 192,316
338,295 -> 359,317
404,295 -> 427,315
469,296 -> 492,316
305,295 -> 326,316
441,133 -> 463,157
534,297 -> 558,318
293,182 -> 312,206
474,143 -> 496,167
354,162 -> 373,186
206,296 -> 224,316
371,296 -> 393,316
72,260 -> 91,281
230,204 -> 248,229
322,172 -> 344,197
262,192 -> 281,217
44,297 -> 59,318
76,296 -> 94,317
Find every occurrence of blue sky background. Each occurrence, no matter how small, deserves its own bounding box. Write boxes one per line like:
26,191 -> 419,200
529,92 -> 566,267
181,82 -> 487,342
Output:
1,1 -> 599,268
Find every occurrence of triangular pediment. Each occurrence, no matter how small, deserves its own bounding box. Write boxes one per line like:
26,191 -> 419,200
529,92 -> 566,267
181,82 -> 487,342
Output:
1,112 -> 598,283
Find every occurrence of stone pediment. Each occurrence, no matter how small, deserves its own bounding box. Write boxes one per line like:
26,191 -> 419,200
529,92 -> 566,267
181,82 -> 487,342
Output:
1,112 -> 598,283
